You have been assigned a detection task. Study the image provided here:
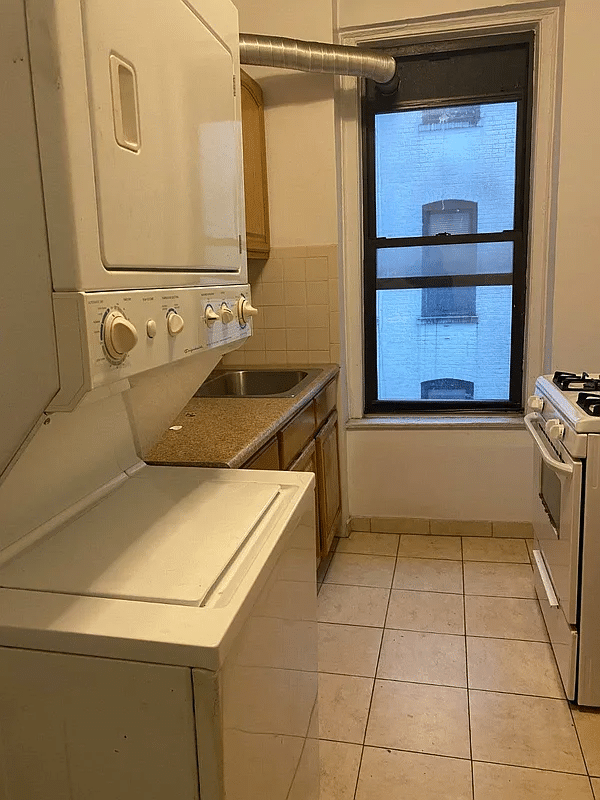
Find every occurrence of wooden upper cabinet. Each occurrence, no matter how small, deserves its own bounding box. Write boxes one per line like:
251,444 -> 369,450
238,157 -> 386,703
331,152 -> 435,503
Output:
240,69 -> 270,259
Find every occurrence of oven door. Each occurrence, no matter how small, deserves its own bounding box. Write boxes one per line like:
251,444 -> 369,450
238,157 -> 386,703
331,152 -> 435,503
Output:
525,412 -> 583,698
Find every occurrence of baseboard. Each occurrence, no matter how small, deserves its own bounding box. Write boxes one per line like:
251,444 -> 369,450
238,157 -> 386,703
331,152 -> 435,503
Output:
349,516 -> 533,538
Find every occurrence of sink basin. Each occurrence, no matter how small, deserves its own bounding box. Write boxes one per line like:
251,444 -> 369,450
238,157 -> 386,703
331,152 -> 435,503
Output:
195,369 -> 321,398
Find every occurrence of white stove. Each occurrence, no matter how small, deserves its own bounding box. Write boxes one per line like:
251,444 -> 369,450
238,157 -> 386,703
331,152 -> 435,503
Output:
526,372 -> 600,705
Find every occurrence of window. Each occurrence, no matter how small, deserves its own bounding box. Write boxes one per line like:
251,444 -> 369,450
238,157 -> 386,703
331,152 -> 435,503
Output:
362,35 -> 533,413
421,200 -> 477,320
421,379 -> 474,400
421,105 -> 481,128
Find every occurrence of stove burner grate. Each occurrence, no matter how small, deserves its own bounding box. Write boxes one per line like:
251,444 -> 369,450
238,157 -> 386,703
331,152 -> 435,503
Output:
577,392 -> 600,416
553,371 -> 600,391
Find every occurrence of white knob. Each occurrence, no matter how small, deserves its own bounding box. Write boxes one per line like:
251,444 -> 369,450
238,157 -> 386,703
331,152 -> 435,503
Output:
167,311 -> 184,336
220,304 -> 234,324
528,395 -> 544,412
204,305 -> 220,327
237,297 -> 259,324
545,418 -> 564,441
146,319 -> 157,338
103,311 -> 138,362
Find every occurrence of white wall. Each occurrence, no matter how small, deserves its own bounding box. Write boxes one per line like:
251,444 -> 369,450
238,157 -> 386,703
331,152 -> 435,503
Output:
233,0 -> 338,248
347,428 -> 533,521
234,0 -> 600,523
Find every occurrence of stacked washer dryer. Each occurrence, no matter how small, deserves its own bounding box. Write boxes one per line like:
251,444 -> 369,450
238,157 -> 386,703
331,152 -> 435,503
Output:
0,0 -> 318,798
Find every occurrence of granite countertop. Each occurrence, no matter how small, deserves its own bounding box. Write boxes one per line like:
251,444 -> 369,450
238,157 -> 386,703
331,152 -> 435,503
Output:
145,364 -> 339,469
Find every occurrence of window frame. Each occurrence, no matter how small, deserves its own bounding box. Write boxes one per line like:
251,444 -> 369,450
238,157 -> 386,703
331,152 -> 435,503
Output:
361,34 -> 534,415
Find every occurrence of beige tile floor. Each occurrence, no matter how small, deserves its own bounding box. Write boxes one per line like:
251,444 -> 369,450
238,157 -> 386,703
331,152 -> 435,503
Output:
317,532 -> 600,799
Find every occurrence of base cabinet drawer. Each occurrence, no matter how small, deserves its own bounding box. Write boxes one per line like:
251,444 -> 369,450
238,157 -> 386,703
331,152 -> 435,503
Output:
314,379 -> 337,429
243,438 -> 280,470
279,401 -> 316,469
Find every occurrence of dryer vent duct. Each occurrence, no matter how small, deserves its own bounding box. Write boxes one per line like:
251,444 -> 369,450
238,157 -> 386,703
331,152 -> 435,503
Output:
239,34 -> 398,91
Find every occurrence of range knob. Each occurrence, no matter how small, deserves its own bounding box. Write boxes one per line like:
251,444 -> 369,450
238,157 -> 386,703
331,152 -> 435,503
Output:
545,418 -> 565,441
527,395 -> 544,412
103,311 -> 138,363
167,310 -> 185,336
237,297 -> 258,325
220,304 -> 234,324
204,305 -> 220,327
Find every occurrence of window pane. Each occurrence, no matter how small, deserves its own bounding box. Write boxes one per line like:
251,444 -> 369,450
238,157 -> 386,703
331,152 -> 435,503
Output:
375,102 -> 518,238
376,285 -> 513,401
377,241 -> 514,279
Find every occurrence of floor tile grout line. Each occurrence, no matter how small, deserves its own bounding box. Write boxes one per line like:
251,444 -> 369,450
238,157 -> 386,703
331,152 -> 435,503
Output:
470,757 -> 590,777
320,737 -> 592,778
319,537 -> 340,585
320,671 -> 566,700
331,552 -> 398,560
323,578 -> 536,600
567,701 -> 594,779
461,535 -> 476,799
326,581 -> 465,594
352,584 -> 394,800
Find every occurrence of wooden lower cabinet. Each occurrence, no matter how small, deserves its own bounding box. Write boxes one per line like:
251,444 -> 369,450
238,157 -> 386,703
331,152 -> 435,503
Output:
288,440 -> 321,563
242,378 -> 341,563
315,412 -> 341,558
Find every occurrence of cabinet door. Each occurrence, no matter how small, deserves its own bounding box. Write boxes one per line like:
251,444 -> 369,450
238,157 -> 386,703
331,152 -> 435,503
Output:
288,440 -> 320,563
315,412 -> 341,559
240,70 -> 270,259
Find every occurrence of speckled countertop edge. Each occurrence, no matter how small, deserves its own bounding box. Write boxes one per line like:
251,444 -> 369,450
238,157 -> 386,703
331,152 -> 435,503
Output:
145,364 -> 339,469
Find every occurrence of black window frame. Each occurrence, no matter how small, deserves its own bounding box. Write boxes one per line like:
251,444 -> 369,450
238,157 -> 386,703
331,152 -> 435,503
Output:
362,33 -> 534,414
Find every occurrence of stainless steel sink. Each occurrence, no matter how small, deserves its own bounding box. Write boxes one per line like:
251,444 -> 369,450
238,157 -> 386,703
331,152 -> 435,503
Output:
194,368 -> 322,398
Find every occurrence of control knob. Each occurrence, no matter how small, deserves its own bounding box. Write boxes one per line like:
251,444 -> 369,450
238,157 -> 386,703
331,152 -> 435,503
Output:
237,297 -> 258,325
167,311 -> 185,336
545,418 -> 565,441
220,304 -> 234,324
103,311 -> 138,362
204,305 -> 220,327
527,395 -> 544,412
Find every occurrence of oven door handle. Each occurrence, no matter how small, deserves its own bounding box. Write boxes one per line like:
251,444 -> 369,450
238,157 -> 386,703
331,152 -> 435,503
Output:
524,413 -> 573,475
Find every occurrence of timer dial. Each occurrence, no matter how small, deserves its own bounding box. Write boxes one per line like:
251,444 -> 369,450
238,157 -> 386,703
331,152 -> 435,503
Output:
220,304 -> 234,324
204,305 -> 220,327
103,311 -> 138,363
237,297 -> 258,324
167,311 -> 185,336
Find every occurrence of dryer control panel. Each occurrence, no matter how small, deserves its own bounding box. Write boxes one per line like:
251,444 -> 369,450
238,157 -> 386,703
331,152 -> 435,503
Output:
50,285 -> 253,410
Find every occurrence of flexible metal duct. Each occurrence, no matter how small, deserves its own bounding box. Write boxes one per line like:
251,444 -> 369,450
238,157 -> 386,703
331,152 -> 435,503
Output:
239,33 -> 397,87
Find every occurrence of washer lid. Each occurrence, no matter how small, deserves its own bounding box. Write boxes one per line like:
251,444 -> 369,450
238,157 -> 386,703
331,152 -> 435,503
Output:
0,469 -> 280,606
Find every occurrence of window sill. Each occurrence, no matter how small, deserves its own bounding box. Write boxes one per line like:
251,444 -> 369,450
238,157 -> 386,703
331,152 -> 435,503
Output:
346,413 -> 524,430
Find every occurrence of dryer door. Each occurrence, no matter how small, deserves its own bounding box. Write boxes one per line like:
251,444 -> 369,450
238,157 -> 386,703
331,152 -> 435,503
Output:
83,0 -> 243,278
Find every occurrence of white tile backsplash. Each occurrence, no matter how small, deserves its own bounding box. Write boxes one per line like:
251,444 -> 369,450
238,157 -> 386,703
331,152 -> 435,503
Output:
223,245 -> 340,366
